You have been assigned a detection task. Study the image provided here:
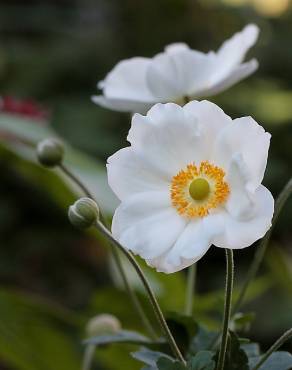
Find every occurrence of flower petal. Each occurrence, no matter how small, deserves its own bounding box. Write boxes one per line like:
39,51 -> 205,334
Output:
198,59 -> 258,98
212,24 -> 259,83
127,103 -> 207,178
213,185 -> 274,249
214,116 -> 271,192
162,44 -> 215,98
112,192 -> 186,260
147,213 -> 223,273
107,147 -> 170,201
100,57 -> 154,101
92,95 -> 153,114
225,153 -> 256,220
183,100 -> 233,153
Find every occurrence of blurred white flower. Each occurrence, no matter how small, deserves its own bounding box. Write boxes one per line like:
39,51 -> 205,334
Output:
93,24 -> 259,114
107,101 -> 274,273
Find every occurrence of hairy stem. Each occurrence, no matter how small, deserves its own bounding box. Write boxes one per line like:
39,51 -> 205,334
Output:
233,177 -> 292,313
216,249 -> 234,370
252,328 -> 292,370
59,164 -> 93,199
185,264 -> 197,316
95,221 -> 186,365
111,247 -> 157,338
58,164 -> 156,338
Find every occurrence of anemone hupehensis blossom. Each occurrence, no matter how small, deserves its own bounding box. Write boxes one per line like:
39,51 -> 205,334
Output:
107,101 -> 274,273
93,24 -> 259,114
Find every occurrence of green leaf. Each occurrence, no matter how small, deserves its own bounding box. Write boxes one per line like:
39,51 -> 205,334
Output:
249,351 -> 292,370
156,357 -> 186,370
0,113 -> 118,215
84,330 -> 156,346
241,343 -> 260,359
131,347 -> 173,367
166,312 -> 198,353
0,289 -> 82,370
222,331 -> 249,370
189,325 -> 218,355
187,351 -> 215,370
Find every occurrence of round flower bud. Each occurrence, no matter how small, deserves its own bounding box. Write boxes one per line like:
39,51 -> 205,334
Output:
36,138 -> 64,167
86,314 -> 121,337
68,197 -> 99,229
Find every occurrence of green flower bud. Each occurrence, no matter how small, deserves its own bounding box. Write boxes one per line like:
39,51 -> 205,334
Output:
68,197 -> 99,229
36,138 -> 64,167
86,314 -> 121,337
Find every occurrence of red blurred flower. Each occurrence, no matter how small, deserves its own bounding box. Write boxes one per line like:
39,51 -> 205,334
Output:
0,96 -> 50,122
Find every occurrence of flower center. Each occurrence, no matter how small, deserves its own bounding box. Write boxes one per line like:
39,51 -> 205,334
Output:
170,161 -> 230,218
189,178 -> 210,201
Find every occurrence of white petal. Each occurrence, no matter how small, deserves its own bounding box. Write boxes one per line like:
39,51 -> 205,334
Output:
98,57 -> 155,102
147,214 -> 223,273
212,24 -> 259,83
214,116 -> 271,192
107,147 -> 170,201
183,100 -> 233,154
112,192 -> 186,260
92,95 -> 153,114
146,53 -> 184,100
164,43 -> 190,53
127,103 -> 207,178
198,59 -> 258,98
146,45 -> 215,100
225,153 -> 256,220
213,185 -> 274,249
164,44 -> 216,97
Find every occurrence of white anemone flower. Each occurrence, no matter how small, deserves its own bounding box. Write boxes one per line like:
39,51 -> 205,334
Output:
107,101 -> 274,273
93,24 -> 259,114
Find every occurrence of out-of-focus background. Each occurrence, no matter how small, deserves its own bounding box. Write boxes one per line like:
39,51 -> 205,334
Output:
0,0 -> 291,369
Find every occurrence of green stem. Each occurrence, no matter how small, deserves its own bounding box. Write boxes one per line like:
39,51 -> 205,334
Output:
58,164 -> 157,338
185,264 -> 197,316
110,247 -> 157,338
82,344 -> 95,370
216,249 -> 234,370
59,164 -> 93,199
95,221 -> 186,365
252,328 -> 292,370
233,177 -> 292,313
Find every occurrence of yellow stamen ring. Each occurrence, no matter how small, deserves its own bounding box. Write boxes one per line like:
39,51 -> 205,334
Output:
170,161 -> 230,218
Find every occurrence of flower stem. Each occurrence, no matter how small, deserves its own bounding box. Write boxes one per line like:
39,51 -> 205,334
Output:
95,221 -> 186,365
233,177 -> 292,313
110,247 -> 157,338
185,264 -> 197,316
216,249 -> 234,370
58,164 -> 157,338
252,328 -> 292,370
82,344 -> 95,370
59,164 -> 93,199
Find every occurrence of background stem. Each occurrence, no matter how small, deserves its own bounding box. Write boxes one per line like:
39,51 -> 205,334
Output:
96,221 -> 186,365
233,178 -> 292,313
111,247 -> 157,338
58,163 -> 156,338
216,249 -> 234,370
185,264 -> 197,316
252,328 -> 292,370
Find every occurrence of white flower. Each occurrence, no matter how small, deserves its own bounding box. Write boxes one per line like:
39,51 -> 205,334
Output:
93,24 -> 259,114
107,101 -> 274,273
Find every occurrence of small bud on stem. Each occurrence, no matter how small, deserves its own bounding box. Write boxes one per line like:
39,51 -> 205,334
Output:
86,314 -> 121,337
36,138 -> 64,167
68,197 -> 99,229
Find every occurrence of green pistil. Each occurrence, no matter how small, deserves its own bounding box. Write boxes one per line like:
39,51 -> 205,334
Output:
189,178 -> 210,201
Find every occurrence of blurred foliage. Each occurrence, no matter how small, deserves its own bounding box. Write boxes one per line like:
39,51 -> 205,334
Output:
0,0 -> 291,369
